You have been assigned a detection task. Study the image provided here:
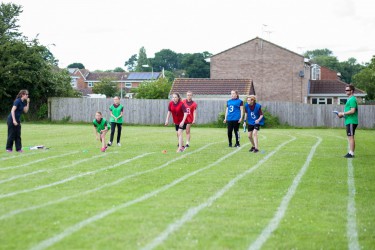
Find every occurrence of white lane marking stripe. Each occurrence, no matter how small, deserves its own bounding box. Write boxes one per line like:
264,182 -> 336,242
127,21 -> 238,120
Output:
142,137 -> 296,250
347,158 -> 360,250
1,143 -> 217,220
29,143 -> 248,250
248,136 -> 322,250
1,151 -> 40,161
0,151 -> 80,170
0,153 -> 152,199
0,152 -> 117,184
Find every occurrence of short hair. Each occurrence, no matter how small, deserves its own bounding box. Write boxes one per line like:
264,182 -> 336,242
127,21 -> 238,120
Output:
96,111 -> 102,115
347,84 -> 355,92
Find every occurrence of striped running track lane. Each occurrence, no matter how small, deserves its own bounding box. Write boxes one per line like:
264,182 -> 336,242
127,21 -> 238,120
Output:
29,143 -> 250,250
248,136 -> 322,250
0,153 -> 152,199
0,151 -> 80,171
0,143 -> 217,220
0,151 -> 119,184
346,158 -> 360,250
1,151 -> 40,161
141,136 -> 296,250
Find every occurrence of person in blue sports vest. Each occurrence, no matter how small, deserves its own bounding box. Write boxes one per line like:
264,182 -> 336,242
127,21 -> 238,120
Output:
243,95 -> 264,153
223,90 -> 243,147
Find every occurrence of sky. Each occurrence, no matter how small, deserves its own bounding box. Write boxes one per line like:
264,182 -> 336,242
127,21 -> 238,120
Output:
7,0 -> 375,71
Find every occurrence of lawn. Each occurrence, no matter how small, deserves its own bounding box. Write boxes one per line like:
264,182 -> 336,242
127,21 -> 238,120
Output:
0,124 -> 374,250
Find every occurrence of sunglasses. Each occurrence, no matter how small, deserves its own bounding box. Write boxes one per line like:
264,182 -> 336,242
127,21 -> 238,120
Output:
345,89 -> 351,92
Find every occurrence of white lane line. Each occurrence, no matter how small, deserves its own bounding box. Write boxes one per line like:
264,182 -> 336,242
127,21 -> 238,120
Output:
1,143 -> 218,220
1,151 -> 40,161
0,151 -> 80,171
248,136 -> 322,250
0,153 -> 152,199
347,158 -> 360,250
29,143 -> 248,250
141,137 -> 296,250
0,152 -> 118,185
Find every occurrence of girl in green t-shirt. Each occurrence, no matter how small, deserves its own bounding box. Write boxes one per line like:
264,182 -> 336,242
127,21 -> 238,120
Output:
108,96 -> 124,146
93,111 -> 110,152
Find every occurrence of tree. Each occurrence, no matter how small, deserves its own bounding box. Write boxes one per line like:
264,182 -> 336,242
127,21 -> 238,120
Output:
135,47 -> 149,72
135,78 -> 172,99
0,3 -> 76,117
151,49 -> 179,71
125,54 -> 137,72
337,58 -> 365,84
92,77 -> 117,97
67,62 -> 85,69
113,67 -> 125,72
181,52 -> 210,78
353,56 -> 375,100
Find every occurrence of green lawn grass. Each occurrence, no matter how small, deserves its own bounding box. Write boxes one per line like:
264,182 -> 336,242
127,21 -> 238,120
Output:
0,124 -> 374,250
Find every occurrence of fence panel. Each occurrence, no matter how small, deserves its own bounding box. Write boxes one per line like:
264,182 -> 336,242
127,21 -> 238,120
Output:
49,98 -> 375,128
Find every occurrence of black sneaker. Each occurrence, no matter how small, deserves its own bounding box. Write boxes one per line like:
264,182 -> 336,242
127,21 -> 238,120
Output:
229,143 -> 232,147
253,148 -> 259,153
234,143 -> 240,147
185,144 -> 189,148
107,142 -> 112,146
249,146 -> 255,152
344,153 -> 354,158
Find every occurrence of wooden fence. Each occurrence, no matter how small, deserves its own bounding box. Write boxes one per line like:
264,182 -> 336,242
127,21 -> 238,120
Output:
48,98 -> 375,128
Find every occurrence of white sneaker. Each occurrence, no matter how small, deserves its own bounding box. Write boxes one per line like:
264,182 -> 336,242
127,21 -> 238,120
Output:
117,143 -> 121,146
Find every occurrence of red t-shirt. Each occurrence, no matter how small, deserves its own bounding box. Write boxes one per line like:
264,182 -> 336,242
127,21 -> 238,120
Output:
168,101 -> 187,124
182,99 -> 197,124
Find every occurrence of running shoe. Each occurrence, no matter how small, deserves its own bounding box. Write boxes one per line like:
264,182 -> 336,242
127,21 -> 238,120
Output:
117,143 -> 121,146
6,149 -> 12,153
17,150 -> 24,153
101,147 -> 106,152
107,142 -> 112,146
344,153 -> 354,158
249,146 -> 255,152
185,144 -> 189,148
253,148 -> 259,153
234,143 -> 240,147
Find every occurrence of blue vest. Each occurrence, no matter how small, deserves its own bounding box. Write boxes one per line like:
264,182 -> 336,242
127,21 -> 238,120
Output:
245,103 -> 264,125
226,98 -> 243,121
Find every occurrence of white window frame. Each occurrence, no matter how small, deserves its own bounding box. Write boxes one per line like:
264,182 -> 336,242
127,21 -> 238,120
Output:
125,82 -> 132,88
88,82 -> 94,87
311,97 -> 333,104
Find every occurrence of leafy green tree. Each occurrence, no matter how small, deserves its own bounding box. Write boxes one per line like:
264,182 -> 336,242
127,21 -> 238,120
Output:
135,78 -> 172,99
181,52 -> 210,78
135,47 -> 150,72
0,3 -> 76,117
67,62 -> 85,69
92,77 -> 117,97
338,58 -> 365,83
151,49 -> 178,71
113,67 -> 125,72
353,56 -> 375,100
125,54 -> 137,72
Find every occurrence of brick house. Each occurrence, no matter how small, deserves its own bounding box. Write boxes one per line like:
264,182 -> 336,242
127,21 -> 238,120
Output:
210,37 -> 310,103
308,65 -> 366,104
170,78 -> 255,99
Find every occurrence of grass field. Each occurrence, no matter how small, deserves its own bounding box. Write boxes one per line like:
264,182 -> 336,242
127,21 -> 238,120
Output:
0,124 -> 374,250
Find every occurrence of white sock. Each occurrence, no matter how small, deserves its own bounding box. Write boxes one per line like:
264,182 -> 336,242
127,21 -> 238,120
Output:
186,141 -> 189,145
349,151 -> 354,155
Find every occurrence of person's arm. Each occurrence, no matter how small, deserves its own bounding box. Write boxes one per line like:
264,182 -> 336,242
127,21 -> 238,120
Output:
165,111 -> 171,126
223,107 -> 228,123
255,108 -> 264,124
23,98 -> 30,113
238,105 -> 244,123
192,109 -> 197,124
11,106 -> 18,126
180,112 -> 188,127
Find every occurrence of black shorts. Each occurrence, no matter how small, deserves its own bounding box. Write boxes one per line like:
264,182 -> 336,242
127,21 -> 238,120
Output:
175,123 -> 187,131
248,124 -> 260,131
346,124 -> 357,136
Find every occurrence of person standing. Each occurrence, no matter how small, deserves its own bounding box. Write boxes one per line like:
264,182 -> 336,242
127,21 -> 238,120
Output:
243,95 -> 264,153
223,90 -> 243,147
182,91 -> 197,148
338,84 -> 358,158
108,96 -> 124,147
6,90 -> 30,153
165,93 -> 188,153
93,111 -> 111,152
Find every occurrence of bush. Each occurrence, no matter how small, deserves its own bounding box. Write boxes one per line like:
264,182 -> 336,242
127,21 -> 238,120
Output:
37,103 -> 48,120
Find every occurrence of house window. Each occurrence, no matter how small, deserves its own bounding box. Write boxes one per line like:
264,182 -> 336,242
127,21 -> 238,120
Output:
125,82 -> 132,88
311,97 -> 333,104
70,78 -> 77,88
311,64 -> 321,80
339,98 -> 347,104
88,82 -> 94,87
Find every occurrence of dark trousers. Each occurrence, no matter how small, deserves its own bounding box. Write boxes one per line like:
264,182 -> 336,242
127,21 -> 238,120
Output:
110,122 -> 122,143
227,121 -> 240,145
6,120 -> 22,151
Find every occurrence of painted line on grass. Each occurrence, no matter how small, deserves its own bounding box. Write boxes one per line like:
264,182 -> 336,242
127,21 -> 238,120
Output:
0,151 -> 80,171
0,152 -> 152,199
248,136 -> 322,250
141,136 -> 296,250
0,151 -> 40,161
346,158 -> 360,250
29,143 -> 248,250
1,143 -> 217,220
0,151 -> 118,185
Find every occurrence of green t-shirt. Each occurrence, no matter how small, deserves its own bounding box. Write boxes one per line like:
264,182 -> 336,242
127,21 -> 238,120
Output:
109,104 -> 124,123
93,118 -> 111,133
344,96 -> 358,125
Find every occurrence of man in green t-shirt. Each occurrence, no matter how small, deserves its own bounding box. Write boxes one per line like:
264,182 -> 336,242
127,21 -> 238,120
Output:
338,84 -> 358,158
